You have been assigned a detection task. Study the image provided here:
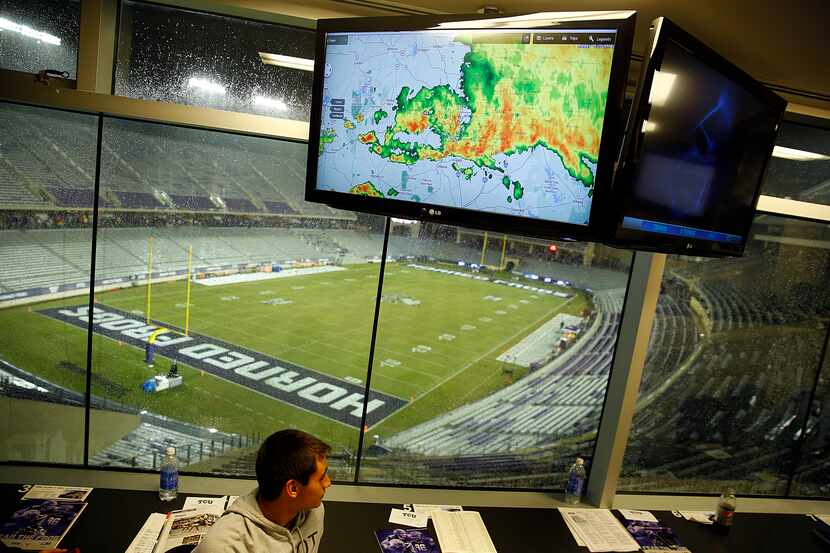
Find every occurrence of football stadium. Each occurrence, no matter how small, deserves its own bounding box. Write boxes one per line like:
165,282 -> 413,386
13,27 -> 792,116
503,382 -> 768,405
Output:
1,99 -> 828,494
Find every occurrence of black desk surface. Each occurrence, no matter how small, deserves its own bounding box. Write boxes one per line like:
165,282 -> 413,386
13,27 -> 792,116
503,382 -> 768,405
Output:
1,484 -> 827,553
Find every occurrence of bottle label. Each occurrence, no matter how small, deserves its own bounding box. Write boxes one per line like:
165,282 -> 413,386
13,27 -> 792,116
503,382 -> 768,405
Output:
717,507 -> 734,526
565,475 -> 584,497
160,468 -> 178,491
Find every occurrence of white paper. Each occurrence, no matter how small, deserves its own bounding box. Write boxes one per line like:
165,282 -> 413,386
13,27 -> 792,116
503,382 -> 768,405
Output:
154,509 -> 221,553
560,511 -> 586,546
679,511 -> 714,524
618,509 -> 659,523
432,510 -> 496,553
22,484 -> 93,501
558,508 -> 639,553
403,504 -> 463,519
227,496 -> 239,508
124,513 -> 166,553
389,508 -> 428,528
182,496 -> 228,514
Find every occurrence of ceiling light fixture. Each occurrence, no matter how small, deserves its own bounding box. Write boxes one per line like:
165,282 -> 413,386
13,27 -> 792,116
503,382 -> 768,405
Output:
258,52 -> 314,72
772,145 -> 830,161
254,95 -> 288,111
431,11 -> 636,29
187,77 -> 226,95
648,71 -> 676,106
0,17 -> 60,45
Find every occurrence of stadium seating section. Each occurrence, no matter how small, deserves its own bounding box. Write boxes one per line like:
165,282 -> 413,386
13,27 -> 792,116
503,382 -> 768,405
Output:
0,103 -> 354,219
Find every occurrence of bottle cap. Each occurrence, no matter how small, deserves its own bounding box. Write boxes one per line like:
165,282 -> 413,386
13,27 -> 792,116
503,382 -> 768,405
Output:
166,447 -> 175,456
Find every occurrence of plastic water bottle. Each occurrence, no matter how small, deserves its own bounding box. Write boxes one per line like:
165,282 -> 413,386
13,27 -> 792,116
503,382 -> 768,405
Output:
713,489 -> 736,534
159,446 -> 178,501
564,457 -> 586,504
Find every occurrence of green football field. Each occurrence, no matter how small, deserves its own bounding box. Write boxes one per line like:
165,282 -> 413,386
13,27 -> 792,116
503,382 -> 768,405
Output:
0,262 -> 587,452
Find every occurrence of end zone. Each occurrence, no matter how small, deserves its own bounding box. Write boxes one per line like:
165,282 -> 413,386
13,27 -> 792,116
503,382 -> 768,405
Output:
38,304 -> 406,428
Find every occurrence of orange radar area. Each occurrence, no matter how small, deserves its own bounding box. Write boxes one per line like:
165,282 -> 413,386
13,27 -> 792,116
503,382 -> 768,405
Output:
349,181 -> 384,197
368,42 -> 613,189
358,131 -> 378,144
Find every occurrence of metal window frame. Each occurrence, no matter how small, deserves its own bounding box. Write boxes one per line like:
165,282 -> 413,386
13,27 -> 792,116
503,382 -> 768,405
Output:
78,0 -> 118,94
587,251 -> 666,507
1,0 -> 829,509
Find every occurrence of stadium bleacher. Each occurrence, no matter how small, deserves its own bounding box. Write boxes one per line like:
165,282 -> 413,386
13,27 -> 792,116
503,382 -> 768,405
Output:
170,194 -> 216,211
384,289 -> 626,455
49,186 -> 96,208
0,161 -> 48,206
90,421 -> 243,469
0,106 -> 96,193
0,102 -> 355,221
223,197 -> 258,213
113,191 -> 165,209
619,260 -> 829,491
0,230 -> 89,290
263,201 -> 296,214
0,227 -> 390,293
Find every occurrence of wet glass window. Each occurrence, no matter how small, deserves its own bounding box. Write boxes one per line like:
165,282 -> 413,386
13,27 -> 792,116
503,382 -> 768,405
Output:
790,341 -> 829,497
359,228 -> 633,489
0,101 -> 96,464
115,1 -> 315,121
0,0 -> 80,78
620,215 -> 830,496
762,115 -> 830,205
88,116 -> 378,479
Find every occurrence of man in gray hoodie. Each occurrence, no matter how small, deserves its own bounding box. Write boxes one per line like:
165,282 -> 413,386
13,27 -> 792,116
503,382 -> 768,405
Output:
194,429 -> 332,553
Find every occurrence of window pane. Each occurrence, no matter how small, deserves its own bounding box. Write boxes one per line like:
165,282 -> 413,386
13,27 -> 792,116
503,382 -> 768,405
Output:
0,0 -> 80,78
0,102 -> 95,464
620,215 -> 830,495
89,116 -> 378,479
761,116 -> 830,205
358,225 -> 633,488
791,350 -> 829,497
115,1 -> 314,121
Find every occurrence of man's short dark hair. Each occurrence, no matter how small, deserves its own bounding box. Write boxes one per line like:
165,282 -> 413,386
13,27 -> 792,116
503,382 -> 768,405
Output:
256,429 -> 331,500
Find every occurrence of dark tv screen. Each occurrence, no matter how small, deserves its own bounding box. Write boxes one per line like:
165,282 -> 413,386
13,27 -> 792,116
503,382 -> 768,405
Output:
611,18 -> 785,256
306,13 -> 636,241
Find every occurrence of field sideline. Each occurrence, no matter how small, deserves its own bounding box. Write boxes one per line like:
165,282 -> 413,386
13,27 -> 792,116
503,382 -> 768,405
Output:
0,262 -> 588,452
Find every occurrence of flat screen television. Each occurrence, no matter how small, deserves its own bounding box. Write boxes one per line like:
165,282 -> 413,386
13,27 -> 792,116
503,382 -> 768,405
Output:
606,17 -> 786,257
306,12 -> 636,241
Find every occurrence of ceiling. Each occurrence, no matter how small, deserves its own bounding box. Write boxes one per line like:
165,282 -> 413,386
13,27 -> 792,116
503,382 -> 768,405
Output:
324,0 -> 830,108
179,0 -> 828,109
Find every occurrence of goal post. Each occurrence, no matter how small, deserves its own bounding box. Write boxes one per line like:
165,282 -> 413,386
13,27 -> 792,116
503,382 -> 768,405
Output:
185,244 -> 193,337
144,235 -> 193,336
145,235 -> 154,325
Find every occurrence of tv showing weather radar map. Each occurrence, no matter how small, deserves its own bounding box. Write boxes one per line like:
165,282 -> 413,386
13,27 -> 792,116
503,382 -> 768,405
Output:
306,13 -> 636,240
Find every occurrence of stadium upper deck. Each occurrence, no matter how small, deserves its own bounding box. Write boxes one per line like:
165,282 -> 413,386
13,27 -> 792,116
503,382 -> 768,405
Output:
0,103 -> 354,219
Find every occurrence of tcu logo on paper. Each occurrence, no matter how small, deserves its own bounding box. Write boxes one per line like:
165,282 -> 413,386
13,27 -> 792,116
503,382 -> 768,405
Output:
39,305 -> 407,427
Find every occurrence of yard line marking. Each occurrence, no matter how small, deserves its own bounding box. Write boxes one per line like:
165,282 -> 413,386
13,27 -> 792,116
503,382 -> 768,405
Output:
404,300 -> 570,408
371,372 -> 425,394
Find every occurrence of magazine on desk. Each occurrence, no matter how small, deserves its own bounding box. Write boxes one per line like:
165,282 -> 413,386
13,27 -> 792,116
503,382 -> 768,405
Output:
154,509 -> 221,553
0,499 -> 87,550
376,528 -> 441,553
621,515 -> 691,553
21,485 -> 93,502
124,497 -> 231,553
